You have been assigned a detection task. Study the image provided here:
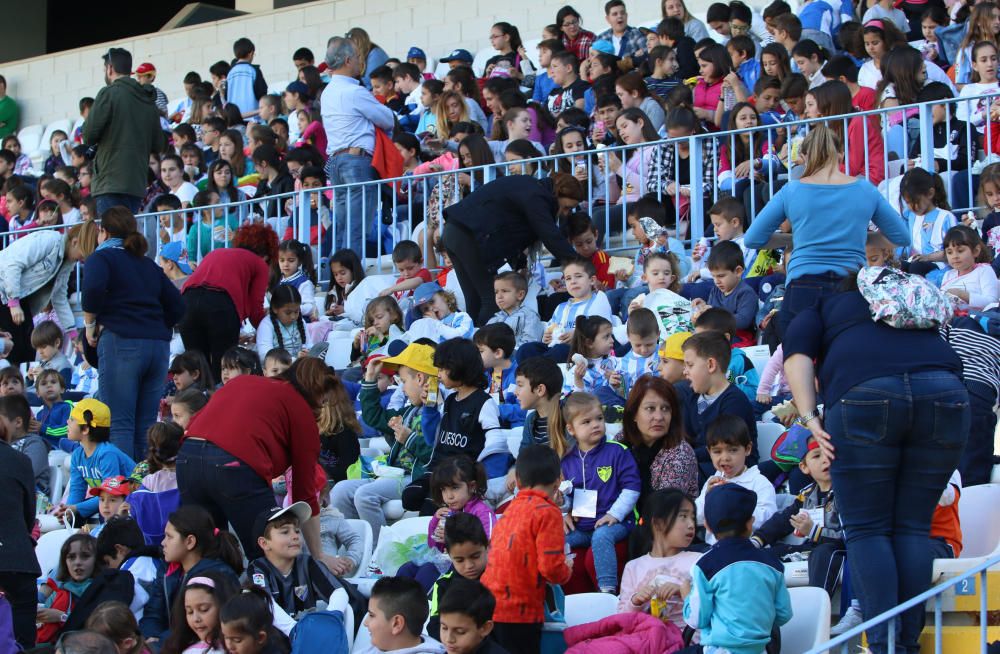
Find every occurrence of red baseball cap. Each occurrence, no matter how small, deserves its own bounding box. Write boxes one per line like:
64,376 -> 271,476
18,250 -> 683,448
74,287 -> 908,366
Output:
87,475 -> 132,498
135,63 -> 156,75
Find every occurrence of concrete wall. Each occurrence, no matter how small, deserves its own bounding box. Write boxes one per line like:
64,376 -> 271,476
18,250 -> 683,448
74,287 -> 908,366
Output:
0,0 -> 680,129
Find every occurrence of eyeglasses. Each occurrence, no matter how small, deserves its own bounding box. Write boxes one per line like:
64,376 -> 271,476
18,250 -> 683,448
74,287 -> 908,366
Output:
729,22 -> 750,33
562,19 -> 580,27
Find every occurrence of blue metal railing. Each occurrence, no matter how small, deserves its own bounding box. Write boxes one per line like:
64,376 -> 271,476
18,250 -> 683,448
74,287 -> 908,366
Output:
807,552 -> 1000,653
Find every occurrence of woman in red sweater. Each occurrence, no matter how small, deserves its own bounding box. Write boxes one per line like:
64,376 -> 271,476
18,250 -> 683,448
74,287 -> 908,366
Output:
175,357 -> 342,565
178,224 -> 277,381
806,80 -> 885,185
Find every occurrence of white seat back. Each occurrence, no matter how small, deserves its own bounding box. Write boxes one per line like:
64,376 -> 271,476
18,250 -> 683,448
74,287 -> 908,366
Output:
36,528 -> 79,578
740,345 -> 772,376
757,422 -> 785,462
344,519 -> 374,581
957,483 -> 1000,559
37,119 -> 72,155
389,516 -> 434,544
17,124 -> 43,154
780,586 -> 831,653
352,621 -> 372,652
564,592 -> 619,627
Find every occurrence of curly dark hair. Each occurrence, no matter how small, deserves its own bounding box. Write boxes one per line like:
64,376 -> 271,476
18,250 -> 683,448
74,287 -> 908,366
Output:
232,224 -> 279,262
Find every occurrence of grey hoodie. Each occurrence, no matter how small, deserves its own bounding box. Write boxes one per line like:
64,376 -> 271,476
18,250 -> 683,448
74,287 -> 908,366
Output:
354,636 -> 446,654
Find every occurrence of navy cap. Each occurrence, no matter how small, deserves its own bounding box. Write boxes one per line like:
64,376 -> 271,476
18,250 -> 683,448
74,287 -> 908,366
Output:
704,483 -> 757,535
440,48 -> 473,63
407,47 -> 427,60
413,281 -> 443,306
285,80 -> 310,97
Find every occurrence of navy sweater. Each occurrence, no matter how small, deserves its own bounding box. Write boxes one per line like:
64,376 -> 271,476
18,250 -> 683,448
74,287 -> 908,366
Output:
682,383 -> 759,482
82,248 -> 184,341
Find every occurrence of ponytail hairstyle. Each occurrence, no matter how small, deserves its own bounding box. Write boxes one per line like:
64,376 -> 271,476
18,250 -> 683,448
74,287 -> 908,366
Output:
6,184 -> 34,213
271,238 -> 317,288
568,315 -> 613,362
560,391 -> 604,436
430,455 -> 487,506
85,601 -> 147,654
943,224 -> 993,263
516,357 -> 570,457
665,103 -> 699,135
162,570 -> 239,654
41,177 -> 80,209
268,284 -> 307,353
790,38 -> 828,69
172,387 -> 209,419
899,167 -> 950,212
858,19 -> 908,63
145,421 -> 183,474
99,206 -> 148,257
165,506 -> 245,575
800,123 -> 842,177
219,346 -> 263,377
220,585 -> 288,652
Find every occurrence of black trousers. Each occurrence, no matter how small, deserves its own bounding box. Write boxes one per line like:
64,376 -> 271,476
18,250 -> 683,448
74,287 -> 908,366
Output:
178,287 -> 241,383
0,571 -> 38,649
0,303 -> 35,367
442,222 -> 497,326
492,622 -> 542,654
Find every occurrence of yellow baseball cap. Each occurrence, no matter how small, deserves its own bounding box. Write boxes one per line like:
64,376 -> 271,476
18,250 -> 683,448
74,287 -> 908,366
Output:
379,343 -> 438,377
70,398 -> 112,429
660,332 -> 692,361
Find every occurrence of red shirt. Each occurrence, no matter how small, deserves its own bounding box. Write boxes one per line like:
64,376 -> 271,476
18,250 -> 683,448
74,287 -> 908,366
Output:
591,250 -> 615,290
394,268 -> 432,300
481,489 -> 572,623
185,376 -> 323,515
852,86 -> 876,111
183,248 -> 270,326
931,485 -> 962,557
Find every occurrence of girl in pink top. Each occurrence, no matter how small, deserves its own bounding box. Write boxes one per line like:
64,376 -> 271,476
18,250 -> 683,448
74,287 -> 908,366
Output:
940,226 -> 999,310
618,489 -> 702,633
693,44 -> 731,130
427,456 -> 496,551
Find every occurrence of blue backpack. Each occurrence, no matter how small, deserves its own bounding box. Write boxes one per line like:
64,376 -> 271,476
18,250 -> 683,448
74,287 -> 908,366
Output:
290,610 -> 349,654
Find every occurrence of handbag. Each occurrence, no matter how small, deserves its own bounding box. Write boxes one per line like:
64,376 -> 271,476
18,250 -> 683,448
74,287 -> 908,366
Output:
857,266 -> 953,329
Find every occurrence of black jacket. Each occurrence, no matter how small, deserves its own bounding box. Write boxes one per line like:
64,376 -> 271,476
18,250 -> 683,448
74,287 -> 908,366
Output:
443,175 -> 577,273
0,440 -> 40,576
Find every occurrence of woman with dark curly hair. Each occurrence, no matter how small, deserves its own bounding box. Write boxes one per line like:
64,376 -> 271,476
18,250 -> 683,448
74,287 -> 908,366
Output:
178,224 -> 277,381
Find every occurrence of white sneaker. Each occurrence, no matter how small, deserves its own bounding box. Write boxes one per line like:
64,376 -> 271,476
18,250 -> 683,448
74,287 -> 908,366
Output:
830,606 -> 864,636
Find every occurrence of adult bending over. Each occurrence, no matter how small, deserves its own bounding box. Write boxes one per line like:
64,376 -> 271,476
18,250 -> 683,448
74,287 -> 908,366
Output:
744,125 -> 909,337
783,274 -> 969,654
178,224 -> 276,382
83,208 -> 184,460
442,173 -> 581,325
0,223 -> 96,365
176,357 -> 343,566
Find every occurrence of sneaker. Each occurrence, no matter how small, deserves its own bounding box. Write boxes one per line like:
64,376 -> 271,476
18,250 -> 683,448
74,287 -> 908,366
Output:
830,606 -> 864,636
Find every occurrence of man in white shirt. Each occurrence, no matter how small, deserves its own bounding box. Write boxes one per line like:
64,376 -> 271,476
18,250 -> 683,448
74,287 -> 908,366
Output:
320,37 -> 396,257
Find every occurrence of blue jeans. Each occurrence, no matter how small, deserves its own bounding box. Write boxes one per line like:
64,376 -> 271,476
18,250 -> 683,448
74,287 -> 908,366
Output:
827,371 -> 969,654
326,153 -> 378,258
565,522 -> 631,590
94,193 -> 141,217
97,331 -> 169,460
777,273 -> 845,340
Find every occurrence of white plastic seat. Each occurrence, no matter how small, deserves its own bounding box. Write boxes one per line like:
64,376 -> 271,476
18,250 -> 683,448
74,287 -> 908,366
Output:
507,429 -> 523,457
35,119 -> 72,160
47,449 -> 70,504
521,37 -> 543,70
471,47 -> 499,78
932,483 -> 1000,582
36,528 -> 79,577
780,586 -> 831,653
352,621 -> 372,652
564,592 -> 619,627
388,515 -> 433,543
757,422 -> 785,462
740,345 -> 771,376
344,519 -> 374,582
17,124 -> 43,154
268,80 -> 291,97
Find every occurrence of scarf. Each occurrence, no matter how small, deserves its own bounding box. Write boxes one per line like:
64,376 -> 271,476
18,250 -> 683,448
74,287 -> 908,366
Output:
96,237 -> 124,252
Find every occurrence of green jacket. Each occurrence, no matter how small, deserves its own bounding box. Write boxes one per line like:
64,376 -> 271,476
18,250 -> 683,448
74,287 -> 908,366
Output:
83,77 -> 166,198
0,96 -> 19,140
358,381 -> 437,480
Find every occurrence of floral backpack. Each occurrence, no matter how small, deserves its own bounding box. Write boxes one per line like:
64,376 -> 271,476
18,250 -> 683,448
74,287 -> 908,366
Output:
857,266 -> 953,329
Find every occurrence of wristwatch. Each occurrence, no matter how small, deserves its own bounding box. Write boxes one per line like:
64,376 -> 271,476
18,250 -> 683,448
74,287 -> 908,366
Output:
798,408 -> 821,425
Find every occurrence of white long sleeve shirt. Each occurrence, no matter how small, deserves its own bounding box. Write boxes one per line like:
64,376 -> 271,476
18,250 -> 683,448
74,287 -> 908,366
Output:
320,74 -> 396,155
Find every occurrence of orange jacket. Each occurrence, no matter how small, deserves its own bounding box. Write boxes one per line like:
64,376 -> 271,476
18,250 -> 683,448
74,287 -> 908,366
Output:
482,489 -> 572,623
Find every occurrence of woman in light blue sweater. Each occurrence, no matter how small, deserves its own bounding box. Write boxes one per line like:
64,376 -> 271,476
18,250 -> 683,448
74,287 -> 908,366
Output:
745,125 -> 910,337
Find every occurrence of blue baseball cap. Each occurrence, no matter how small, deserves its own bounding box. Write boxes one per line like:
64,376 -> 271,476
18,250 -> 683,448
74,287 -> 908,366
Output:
285,80 -> 310,97
413,281 -> 443,306
159,241 -> 192,275
440,48 -> 473,64
407,47 -> 427,60
704,483 -> 757,535
590,40 -> 617,56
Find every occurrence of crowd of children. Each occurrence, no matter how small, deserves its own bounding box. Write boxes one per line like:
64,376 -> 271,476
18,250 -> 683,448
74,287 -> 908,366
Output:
5,1 -> 1000,653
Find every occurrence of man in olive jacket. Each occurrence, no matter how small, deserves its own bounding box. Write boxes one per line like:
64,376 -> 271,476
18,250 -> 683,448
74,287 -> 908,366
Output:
84,48 -> 166,216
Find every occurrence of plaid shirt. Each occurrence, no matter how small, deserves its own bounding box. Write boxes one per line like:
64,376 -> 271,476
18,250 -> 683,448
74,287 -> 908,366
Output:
662,139 -> 717,195
563,30 -> 596,62
595,26 -> 647,59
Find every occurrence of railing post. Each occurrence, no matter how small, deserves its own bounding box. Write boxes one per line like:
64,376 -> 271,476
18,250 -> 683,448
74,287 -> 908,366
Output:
918,101 -> 935,174
689,135 -> 704,246
296,188 -> 308,249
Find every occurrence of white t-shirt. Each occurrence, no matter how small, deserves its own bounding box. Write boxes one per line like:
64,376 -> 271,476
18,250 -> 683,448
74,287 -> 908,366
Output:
61,208 -> 81,225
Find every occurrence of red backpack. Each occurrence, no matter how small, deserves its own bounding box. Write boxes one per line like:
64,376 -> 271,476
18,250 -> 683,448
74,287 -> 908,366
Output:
36,579 -> 74,644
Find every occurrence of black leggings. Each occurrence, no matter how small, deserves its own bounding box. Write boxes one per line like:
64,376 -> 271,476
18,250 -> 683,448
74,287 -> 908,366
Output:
442,222 -> 497,326
178,287 -> 242,382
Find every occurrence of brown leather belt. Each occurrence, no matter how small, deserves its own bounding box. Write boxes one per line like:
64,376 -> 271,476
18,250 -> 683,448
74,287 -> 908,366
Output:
331,146 -> 372,157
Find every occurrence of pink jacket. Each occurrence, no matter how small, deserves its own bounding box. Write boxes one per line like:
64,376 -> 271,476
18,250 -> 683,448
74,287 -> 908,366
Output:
565,612 -> 685,654
427,496 -> 497,551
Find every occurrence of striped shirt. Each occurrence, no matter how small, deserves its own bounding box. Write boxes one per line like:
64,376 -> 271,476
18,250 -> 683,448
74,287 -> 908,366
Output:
614,350 -> 660,397
548,292 -> 613,331
940,319 -> 1000,396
